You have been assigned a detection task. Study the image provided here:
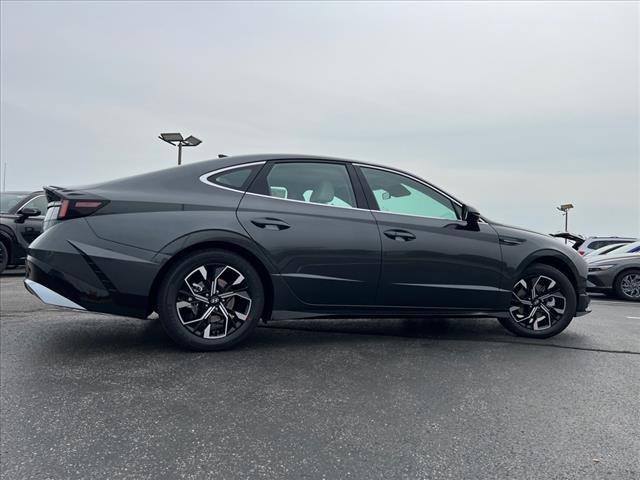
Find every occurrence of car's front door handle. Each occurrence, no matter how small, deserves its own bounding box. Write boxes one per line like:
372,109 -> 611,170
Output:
251,217 -> 291,231
383,229 -> 416,241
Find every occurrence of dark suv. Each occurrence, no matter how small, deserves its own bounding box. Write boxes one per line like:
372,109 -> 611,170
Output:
0,191 -> 47,273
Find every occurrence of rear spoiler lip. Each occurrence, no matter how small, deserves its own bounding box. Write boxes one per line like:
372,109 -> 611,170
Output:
43,186 -> 108,203
43,186 -> 64,203
549,232 -> 585,250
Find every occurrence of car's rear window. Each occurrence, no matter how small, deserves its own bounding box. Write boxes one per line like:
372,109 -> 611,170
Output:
587,240 -> 632,250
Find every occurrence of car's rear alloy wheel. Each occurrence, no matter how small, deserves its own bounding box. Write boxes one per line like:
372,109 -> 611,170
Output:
177,265 -> 252,339
615,270 -> 640,302
158,250 -> 264,351
499,264 -> 576,338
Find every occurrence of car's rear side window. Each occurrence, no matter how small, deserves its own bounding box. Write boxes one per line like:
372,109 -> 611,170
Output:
253,162 -> 357,208
206,166 -> 259,191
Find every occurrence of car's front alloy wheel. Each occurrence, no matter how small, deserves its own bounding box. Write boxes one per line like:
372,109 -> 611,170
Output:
615,269 -> 640,302
158,250 -> 264,351
499,264 -> 577,338
510,275 -> 567,331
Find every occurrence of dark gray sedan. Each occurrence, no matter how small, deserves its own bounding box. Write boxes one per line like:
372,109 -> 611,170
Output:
24,154 -> 591,350
587,253 -> 640,301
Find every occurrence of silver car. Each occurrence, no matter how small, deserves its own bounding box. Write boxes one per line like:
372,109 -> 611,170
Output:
587,253 -> 640,301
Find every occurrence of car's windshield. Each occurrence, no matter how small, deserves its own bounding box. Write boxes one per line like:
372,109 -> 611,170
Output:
618,241 -> 640,253
0,192 -> 30,213
604,241 -> 640,255
585,243 -> 625,256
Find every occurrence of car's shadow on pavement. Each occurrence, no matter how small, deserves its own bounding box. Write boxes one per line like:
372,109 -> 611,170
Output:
0,268 -> 25,277
37,315 -> 594,357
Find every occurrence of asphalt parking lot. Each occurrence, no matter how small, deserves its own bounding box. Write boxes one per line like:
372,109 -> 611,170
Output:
1,271 -> 639,480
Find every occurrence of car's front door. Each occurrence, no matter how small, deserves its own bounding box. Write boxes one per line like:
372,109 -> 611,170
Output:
237,160 -> 381,306
356,165 -> 504,310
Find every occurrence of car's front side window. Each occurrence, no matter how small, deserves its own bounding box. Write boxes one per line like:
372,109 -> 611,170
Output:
262,162 -> 357,208
360,167 -> 458,220
21,195 -> 48,216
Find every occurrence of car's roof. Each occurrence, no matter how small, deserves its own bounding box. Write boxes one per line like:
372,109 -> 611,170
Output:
217,153 -> 395,169
584,236 -> 636,241
75,153 -> 466,207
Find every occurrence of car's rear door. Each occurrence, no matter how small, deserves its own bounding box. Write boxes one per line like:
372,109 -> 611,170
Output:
237,160 -> 381,306
355,165 -> 504,310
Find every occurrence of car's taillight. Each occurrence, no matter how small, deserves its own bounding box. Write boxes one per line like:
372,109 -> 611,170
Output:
578,250 -> 585,255
58,199 -> 108,220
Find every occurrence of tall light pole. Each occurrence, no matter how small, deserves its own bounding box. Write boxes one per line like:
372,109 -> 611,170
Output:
557,203 -> 574,243
159,133 -> 202,165
1,161 -> 6,193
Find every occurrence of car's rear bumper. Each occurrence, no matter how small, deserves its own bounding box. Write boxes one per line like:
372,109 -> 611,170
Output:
24,219 -> 162,318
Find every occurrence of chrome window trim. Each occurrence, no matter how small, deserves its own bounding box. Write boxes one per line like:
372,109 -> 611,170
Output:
199,161 -> 266,193
372,209 -> 467,223
242,191 -> 370,212
199,159 -> 488,223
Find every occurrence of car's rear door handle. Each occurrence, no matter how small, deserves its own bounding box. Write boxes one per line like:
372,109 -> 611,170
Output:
383,229 -> 416,241
251,217 -> 290,231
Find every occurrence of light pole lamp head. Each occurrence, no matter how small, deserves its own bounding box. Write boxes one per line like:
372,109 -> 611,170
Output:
557,203 -> 574,212
159,133 -> 184,145
183,136 -> 202,147
159,132 -> 203,166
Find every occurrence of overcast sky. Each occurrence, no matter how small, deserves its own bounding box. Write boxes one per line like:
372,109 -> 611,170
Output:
1,1 -> 638,237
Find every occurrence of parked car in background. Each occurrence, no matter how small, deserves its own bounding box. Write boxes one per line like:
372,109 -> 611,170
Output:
585,243 -> 628,257
603,240 -> 640,256
575,236 -> 636,256
587,253 -> 640,301
0,191 -> 47,274
24,154 -> 590,351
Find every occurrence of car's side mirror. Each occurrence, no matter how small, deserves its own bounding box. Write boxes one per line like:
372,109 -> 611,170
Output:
15,207 -> 41,224
461,204 -> 481,229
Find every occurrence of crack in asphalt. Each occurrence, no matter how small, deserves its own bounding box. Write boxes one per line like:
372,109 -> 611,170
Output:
260,325 -> 640,356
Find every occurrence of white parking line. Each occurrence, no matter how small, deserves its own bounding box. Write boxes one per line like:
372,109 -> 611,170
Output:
590,300 -> 637,307
627,316 -> 640,320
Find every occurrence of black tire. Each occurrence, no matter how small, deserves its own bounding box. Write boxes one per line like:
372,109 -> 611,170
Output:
498,264 -> 577,339
157,249 -> 265,351
613,269 -> 640,302
0,241 -> 8,275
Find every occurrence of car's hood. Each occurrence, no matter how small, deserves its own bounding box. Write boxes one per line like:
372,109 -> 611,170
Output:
491,222 -> 552,239
490,222 -> 582,257
587,253 -> 640,264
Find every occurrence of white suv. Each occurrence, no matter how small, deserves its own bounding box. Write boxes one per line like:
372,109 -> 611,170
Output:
577,236 -> 637,256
